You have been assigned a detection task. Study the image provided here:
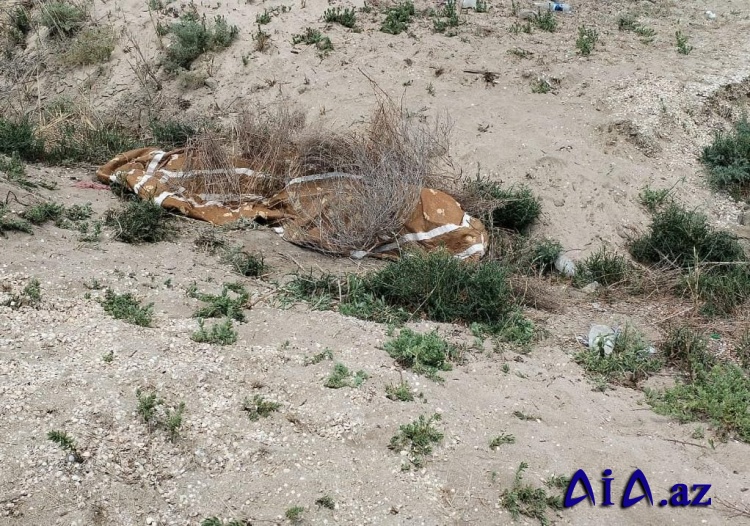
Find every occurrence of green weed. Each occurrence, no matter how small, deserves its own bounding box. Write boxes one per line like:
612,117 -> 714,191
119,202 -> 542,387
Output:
220,246 -> 266,277
675,30 -> 692,55
324,7 -> 357,28
639,186 -> 671,212
388,413 -> 443,468
532,10 -> 556,32
383,329 -> 456,381
163,12 -> 239,72
500,462 -> 564,526
285,506 -> 304,524
191,318 -> 238,345
324,363 -> 368,388
489,433 -> 515,448
188,282 -> 249,322
315,495 -> 335,510
700,117 -> 750,200
304,348 -> 333,365
381,1 -> 415,35
242,394 -> 281,421
573,246 -> 630,287
291,27 -> 333,52
105,199 -> 173,244
100,289 -> 154,327
385,380 -> 414,401
576,25 -> 598,56
47,430 -> 83,462
462,179 -> 542,231
41,2 -> 87,38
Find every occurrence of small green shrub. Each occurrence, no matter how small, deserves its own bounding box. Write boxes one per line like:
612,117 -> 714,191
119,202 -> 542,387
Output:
638,186 -> 671,212
136,389 -> 160,423
0,117 -> 45,161
532,9 -> 557,32
242,394 -> 281,421
315,495 -> 336,510
629,203 -> 745,268
324,362 -> 368,388
44,121 -> 143,165
385,380 -> 414,401
41,2 -> 87,38
0,205 -> 33,236
100,289 -> 154,327
381,1 -> 415,35
617,14 -> 637,31
383,329 -> 456,381
388,413 -> 443,468
574,247 -> 630,287
188,282 -> 248,322
675,30 -> 692,55
164,13 -> 239,72
525,238 -> 562,274
682,265 -> 750,316
462,179 -> 542,231
489,433 -> 515,448
220,246 -> 266,277
149,119 -> 198,149
700,117 -> 750,199
432,0 -> 459,34
575,325 -> 662,386
500,462 -> 564,526
285,507 -> 304,524
47,430 -> 83,462
576,25 -> 598,56
7,6 -> 32,47
191,318 -> 238,345
135,389 -> 185,441
304,348 -> 333,365
256,10 -> 272,25
291,27 -> 333,51
62,26 -> 116,66
323,7 -> 357,28
21,202 -> 65,225
105,199 -> 173,244
531,78 -> 552,94
661,326 -> 713,379
647,363 -> 750,443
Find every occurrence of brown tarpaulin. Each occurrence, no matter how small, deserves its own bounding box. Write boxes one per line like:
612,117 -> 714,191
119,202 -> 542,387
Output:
96,147 -> 488,259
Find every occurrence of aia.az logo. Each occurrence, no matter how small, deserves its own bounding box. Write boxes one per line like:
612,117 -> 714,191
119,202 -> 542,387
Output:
564,469 -> 711,508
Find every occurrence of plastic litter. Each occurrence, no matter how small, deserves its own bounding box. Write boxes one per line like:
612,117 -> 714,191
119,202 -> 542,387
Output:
554,254 -> 576,277
588,324 -> 618,356
533,2 -> 572,12
705,10 -> 716,20
462,0 -> 477,8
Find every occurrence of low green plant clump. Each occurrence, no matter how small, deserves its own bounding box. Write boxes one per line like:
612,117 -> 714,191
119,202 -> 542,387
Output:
201,518 -> 252,526
489,433 -> 516,449
315,495 -> 336,510
47,430 -> 84,462
285,506 -> 304,524
675,30 -> 692,55
291,27 -> 333,52
100,289 -> 154,327
191,318 -> 237,345
62,26 -> 116,66
0,204 -> 33,236
576,25 -> 598,56
163,10 -> 239,72
462,179 -> 542,231
282,249 -> 519,330
638,185 -> 671,212
188,282 -> 248,322
105,199 -> 173,243
41,1 -> 87,38
324,7 -> 357,28
0,117 -> 45,161
388,413 -> 443,468
661,326 -> 714,380
432,0 -> 459,35
383,329 -> 457,381
700,117 -> 750,200
150,118 -> 199,149
385,380 -> 414,401
6,6 -> 32,48
381,1 -> 415,35
324,362 -> 368,388
242,394 -> 281,421
573,246 -> 630,287
304,348 -> 333,365
1,278 -> 42,309
136,388 -> 185,441
575,325 -> 662,387
629,202 -> 750,314
532,9 -> 557,32
500,462 -> 564,526
220,245 -> 266,277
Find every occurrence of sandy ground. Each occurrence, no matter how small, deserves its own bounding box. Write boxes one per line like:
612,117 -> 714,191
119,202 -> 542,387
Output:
2,0 -> 750,524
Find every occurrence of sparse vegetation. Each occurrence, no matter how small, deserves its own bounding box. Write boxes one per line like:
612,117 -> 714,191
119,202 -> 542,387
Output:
291,27 -> 333,52
62,26 -> 117,66
639,185 -> 671,212
432,0 -> 460,35
105,199 -> 173,244
0,117 -> 45,161
188,282 -> 249,322
220,246 -> 266,277
253,26 -> 271,51
324,7 -> 357,28
575,325 -> 662,386
0,204 -> 34,236
242,395 -> 281,421
381,1 -> 415,35
21,202 -> 65,225
135,389 -> 185,441
701,116 -> 750,200
100,289 -> 154,327
324,362 -> 368,388
383,329 -> 456,381
163,11 -> 239,72
388,413 -> 443,468
573,246 -> 630,287
489,433 -> 516,449
461,179 -> 542,231
617,15 -> 655,42
41,2 -> 87,38
191,318 -> 238,345
285,506 -> 304,524
513,410 -> 541,421
385,380 -> 414,401
532,10 -> 557,32
576,25 -> 598,56
315,495 -> 336,510
47,430 -> 84,462
500,462 -> 564,526
304,348 -> 333,365
150,119 -> 199,149
676,30 -> 692,55
531,78 -> 551,94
